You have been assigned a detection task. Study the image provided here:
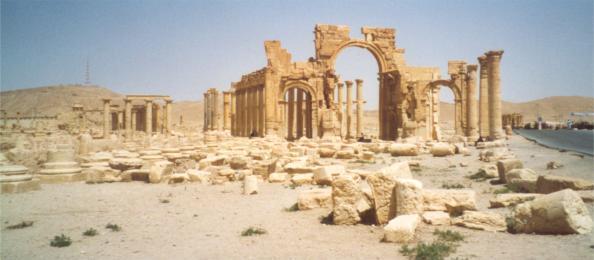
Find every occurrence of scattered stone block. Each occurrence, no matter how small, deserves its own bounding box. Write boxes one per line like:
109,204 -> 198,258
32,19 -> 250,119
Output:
388,143 -> 418,156
313,165 -> 346,185
453,211 -> 507,232
268,172 -> 288,183
430,143 -> 455,157
536,175 -> 594,194
229,156 -> 248,170
149,160 -> 173,184
422,189 -> 477,213
383,214 -> 420,243
332,176 -> 363,225
496,159 -> 523,183
318,148 -> 336,158
510,189 -> 592,234
393,178 -> 424,216
243,175 -> 258,195
422,211 -> 451,225
489,193 -> 541,208
298,189 -> 332,210
291,173 -> 314,186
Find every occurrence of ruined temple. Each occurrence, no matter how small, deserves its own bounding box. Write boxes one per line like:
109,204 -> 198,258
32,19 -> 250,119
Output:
204,24 -> 504,141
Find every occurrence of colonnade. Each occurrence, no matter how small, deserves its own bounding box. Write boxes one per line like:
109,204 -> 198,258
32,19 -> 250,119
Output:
335,79 -> 365,139
102,96 -> 172,139
502,113 -> 523,129
230,86 -> 265,137
203,88 -> 221,131
280,88 -> 313,140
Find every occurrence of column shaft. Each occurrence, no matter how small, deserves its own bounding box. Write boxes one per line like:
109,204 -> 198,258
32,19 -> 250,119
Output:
466,65 -> 478,138
337,82 -> 344,137
478,56 -> 490,138
345,80 -> 353,139
487,50 -> 504,140
355,79 -> 363,138
145,100 -> 152,135
296,89 -> 304,138
103,99 -> 111,137
287,89 -> 295,140
125,99 -> 132,139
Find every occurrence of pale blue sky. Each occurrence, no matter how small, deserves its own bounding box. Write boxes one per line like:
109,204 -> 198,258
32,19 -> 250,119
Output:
1,0 -> 592,108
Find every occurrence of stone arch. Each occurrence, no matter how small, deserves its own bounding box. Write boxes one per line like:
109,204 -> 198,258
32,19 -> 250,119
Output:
423,80 -> 464,140
279,80 -> 317,140
326,40 -> 388,73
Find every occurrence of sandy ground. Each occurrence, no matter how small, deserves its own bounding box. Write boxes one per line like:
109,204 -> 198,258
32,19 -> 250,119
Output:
1,134 -> 593,259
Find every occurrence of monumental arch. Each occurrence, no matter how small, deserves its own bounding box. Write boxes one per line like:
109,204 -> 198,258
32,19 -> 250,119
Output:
204,24 -> 504,141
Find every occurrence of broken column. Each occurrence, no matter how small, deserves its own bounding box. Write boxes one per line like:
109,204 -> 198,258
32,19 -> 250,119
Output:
466,65 -> 479,139
102,98 -> 111,138
355,79 -> 363,139
38,144 -> 84,183
478,55 -> 489,138
487,50 -> 504,140
345,80 -> 353,139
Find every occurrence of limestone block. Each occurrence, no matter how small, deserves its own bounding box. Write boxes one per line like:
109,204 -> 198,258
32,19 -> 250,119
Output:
268,172 -> 288,183
506,168 -> 538,192
510,189 -> 592,234
1,179 -> 40,194
393,178 -> 424,216
318,148 -> 337,158
332,176 -> 363,225
422,211 -> 451,225
383,214 -> 420,243
366,172 -> 397,225
477,165 -> 499,179
252,160 -> 275,178
430,143 -> 455,157
166,173 -> 190,184
422,189 -> 477,213
452,211 -> 507,232
186,169 -> 211,183
84,167 -> 121,184
359,151 -> 375,162
489,193 -> 541,208
479,148 -> 510,162
243,175 -> 258,195
298,189 -> 332,210
496,159 -> 523,183
284,160 -> 313,174
388,143 -> 418,156
108,158 -> 143,171
536,175 -> 594,194
121,169 -> 150,182
313,165 -> 346,185
149,160 -> 173,184
335,150 -> 356,159
291,173 -> 314,185
229,156 -> 248,169
378,161 -> 413,179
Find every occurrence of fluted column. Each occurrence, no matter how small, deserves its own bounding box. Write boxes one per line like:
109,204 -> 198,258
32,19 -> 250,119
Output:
258,87 -> 265,136
287,89 -> 295,140
145,99 -> 153,136
478,55 -> 489,138
487,50 -> 504,140
102,99 -> 111,137
336,82 -> 344,136
355,79 -> 363,139
466,65 -> 478,139
125,99 -> 132,139
296,89 -> 304,138
345,80 -> 353,139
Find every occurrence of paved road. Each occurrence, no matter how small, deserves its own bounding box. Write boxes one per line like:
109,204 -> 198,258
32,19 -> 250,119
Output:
515,129 -> 594,156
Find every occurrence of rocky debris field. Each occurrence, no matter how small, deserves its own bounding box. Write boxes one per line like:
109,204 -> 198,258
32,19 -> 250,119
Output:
1,132 -> 593,259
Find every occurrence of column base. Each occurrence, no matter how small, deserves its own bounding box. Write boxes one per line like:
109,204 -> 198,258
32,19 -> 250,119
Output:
1,179 -> 41,194
37,173 -> 86,184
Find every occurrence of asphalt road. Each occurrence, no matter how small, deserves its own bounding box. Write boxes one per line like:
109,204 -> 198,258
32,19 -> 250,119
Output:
515,129 -> 594,156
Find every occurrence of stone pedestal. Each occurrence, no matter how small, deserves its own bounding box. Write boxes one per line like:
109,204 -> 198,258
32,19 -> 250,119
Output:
38,145 -> 84,183
0,156 -> 40,194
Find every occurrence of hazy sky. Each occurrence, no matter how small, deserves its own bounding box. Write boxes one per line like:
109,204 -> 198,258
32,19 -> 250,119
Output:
1,0 -> 592,108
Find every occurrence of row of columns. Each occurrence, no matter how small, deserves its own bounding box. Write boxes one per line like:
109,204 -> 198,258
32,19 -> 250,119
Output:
478,50 -> 505,140
336,79 -> 365,139
231,86 -> 264,136
103,98 -> 172,139
283,88 -> 313,140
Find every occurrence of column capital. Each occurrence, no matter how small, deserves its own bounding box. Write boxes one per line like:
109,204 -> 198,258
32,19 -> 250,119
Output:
485,50 -> 504,60
355,79 -> 363,85
145,99 -> 153,104
345,80 -> 353,87
164,98 -> 173,104
478,55 -> 488,65
337,82 -> 344,88
102,98 -> 111,103
466,64 -> 478,73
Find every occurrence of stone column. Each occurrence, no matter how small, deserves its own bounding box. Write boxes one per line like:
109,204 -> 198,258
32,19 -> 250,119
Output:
165,99 -> 172,134
258,87 -> 265,136
355,79 -> 363,139
466,65 -> 479,139
305,92 -> 312,138
336,82 -> 344,137
155,106 -> 162,133
345,80 -> 353,139
223,92 -> 231,131
102,99 -> 111,137
145,99 -> 153,136
203,93 -> 208,132
132,110 -> 137,132
213,91 -> 220,131
254,88 -> 259,135
296,89 -> 304,138
487,50 -> 504,140
478,55 -> 489,138
287,89 -> 295,140
125,99 -> 132,139
230,92 -> 236,135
